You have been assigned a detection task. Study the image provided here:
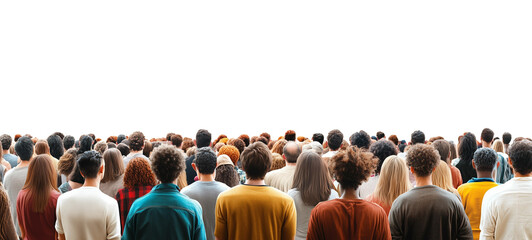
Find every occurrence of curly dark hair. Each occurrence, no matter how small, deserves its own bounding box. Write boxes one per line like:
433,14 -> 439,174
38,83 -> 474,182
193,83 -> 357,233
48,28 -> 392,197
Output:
312,133 -> 324,144
229,138 -> 246,154
151,145 -> 185,183
0,134 -> 12,150
473,148 -> 498,172
124,157 -> 156,188
77,151 -> 103,178
327,129 -> 344,151
502,132 -> 512,145
411,130 -> 425,145
78,135 -> 93,154
509,140 -> 532,175
63,135 -> 75,150
481,128 -> 494,143
215,164 -> 239,187
181,138 -> 195,153
330,146 -> 377,190
406,144 -> 440,177
129,131 -> 145,151
285,130 -> 296,141
350,130 -> 371,149
238,134 -> 250,147
170,134 -> 183,147
369,139 -> 398,174
194,147 -> 217,174
196,129 -> 212,148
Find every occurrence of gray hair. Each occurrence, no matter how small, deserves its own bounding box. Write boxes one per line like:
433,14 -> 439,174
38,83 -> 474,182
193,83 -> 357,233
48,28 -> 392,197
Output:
302,141 -> 324,156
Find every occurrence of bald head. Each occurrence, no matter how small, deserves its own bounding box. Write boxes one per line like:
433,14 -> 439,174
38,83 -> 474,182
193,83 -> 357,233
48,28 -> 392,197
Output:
283,141 -> 302,163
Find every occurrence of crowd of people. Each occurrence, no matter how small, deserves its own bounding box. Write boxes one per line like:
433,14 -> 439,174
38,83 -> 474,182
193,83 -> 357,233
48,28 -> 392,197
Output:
0,128 -> 531,240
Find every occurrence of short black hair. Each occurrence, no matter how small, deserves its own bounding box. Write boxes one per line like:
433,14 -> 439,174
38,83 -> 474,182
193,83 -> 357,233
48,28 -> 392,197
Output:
63,135 -> 75,150
509,140 -> 532,175
117,143 -> 130,156
69,161 -> 85,184
283,142 -> 301,163
53,132 -> 64,140
411,130 -> 425,145
473,148 -> 498,172
398,143 -> 407,153
77,151 -> 103,179
151,145 -> 185,183
376,131 -> 385,140
481,128 -> 494,143
117,134 -> 126,144
369,140 -> 398,174
47,134 -> 64,159
15,136 -> 34,161
0,134 -> 12,150
327,129 -> 344,151
193,147 -> 217,174
78,135 -> 93,154
502,132 -> 512,145
129,131 -> 145,151
350,130 -> 371,149
312,133 -> 324,145
196,129 -> 212,148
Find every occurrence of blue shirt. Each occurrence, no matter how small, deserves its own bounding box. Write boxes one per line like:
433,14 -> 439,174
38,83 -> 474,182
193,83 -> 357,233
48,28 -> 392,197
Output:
3,154 -> 18,168
122,183 -> 206,240
467,177 -> 496,183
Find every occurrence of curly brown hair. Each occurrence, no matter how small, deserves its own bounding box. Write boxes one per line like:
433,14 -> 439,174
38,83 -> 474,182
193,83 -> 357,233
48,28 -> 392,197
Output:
271,139 -> 287,155
270,153 -> 286,171
238,134 -> 250,147
123,157 -> 156,189
330,146 -> 377,190
406,144 -> 441,177
129,131 -> 145,151
218,145 -> 240,165
215,164 -> 239,187
181,138 -> 195,152
229,138 -> 245,154
151,145 -> 185,183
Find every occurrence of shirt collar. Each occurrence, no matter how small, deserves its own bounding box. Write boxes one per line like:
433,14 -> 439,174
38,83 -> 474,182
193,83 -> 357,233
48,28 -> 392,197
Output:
467,177 -> 495,183
152,183 -> 180,192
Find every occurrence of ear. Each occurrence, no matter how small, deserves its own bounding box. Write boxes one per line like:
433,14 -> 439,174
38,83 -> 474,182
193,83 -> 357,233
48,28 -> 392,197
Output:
99,164 -> 104,174
410,166 -> 415,175
471,160 -> 476,170
282,154 -> 286,160
191,163 -> 197,172
508,158 -> 513,167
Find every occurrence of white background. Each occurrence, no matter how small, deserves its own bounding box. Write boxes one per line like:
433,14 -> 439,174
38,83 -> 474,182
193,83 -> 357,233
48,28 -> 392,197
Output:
1,1 -> 530,142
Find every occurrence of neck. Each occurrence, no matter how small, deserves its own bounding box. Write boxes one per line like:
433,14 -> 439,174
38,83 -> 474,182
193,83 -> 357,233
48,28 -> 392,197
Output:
2,150 -> 8,154
69,181 -> 83,189
83,178 -> 100,188
515,172 -> 532,178
476,171 -> 494,179
130,150 -> 143,155
285,162 -> 296,167
197,173 -> 215,182
17,160 -> 30,168
482,141 -> 491,148
245,178 -> 266,186
414,175 -> 433,187
340,187 -> 360,199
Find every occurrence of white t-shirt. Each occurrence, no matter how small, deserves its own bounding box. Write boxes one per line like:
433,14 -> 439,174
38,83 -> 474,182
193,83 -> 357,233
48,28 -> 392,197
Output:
55,186 -> 121,240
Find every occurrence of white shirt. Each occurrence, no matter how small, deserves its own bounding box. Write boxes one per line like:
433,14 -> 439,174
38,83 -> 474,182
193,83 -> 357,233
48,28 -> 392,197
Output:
480,177 -> 532,240
55,186 -> 121,240
264,165 -> 297,192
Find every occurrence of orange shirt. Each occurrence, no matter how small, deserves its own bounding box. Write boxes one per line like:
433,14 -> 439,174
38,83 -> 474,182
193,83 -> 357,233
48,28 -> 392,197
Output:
450,165 -> 463,189
366,194 -> 391,216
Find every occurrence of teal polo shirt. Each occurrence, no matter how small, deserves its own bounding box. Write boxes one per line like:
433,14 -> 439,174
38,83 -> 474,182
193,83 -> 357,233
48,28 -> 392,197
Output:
122,183 -> 206,240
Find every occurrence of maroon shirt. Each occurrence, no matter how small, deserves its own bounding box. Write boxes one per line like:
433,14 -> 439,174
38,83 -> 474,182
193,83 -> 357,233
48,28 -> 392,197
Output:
307,198 -> 391,240
16,189 -> 60,240
115,185 -> 153,233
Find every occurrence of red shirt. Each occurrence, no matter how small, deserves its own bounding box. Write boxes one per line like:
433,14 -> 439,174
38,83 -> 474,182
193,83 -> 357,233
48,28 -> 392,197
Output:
16,189 -> 60,240
115,185 -> 153,233
307,198 -> 391,240
450,165 -> 463,189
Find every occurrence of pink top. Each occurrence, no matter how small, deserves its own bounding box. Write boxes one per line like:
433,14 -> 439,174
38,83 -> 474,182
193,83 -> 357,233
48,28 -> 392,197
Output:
17,189 -> 60,240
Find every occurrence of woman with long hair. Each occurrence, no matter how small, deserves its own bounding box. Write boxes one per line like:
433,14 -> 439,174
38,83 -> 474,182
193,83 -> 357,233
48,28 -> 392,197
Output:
16,154 -> 60,240
100,148 -> 125,198
35,140 -> 59,170
456,133 -> 478,182
0,183 -> 18,240
115,157 -> 156,233
366,156 -> 411,215
214,155 -> 239,187
288,151 -> 338,240
432,161 -> 460,198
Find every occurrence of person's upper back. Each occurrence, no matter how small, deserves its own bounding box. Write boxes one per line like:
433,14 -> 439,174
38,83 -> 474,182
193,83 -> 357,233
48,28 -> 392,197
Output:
389,185 -> 472,240
3,154 -> 18,168
123,183 -> 205,240
123,152 -> 149,166
215,184 -> 296,240
457,178 -> 498,240
264,165 -> 297,192
3,166 -> 29,235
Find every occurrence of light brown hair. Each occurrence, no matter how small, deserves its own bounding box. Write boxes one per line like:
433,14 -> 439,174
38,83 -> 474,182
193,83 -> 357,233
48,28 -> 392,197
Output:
292,151 -> 334,206
35,140 -> 50,155
492,140 -> 504,153
22,154 -> 58,212
101,148 -> 125,183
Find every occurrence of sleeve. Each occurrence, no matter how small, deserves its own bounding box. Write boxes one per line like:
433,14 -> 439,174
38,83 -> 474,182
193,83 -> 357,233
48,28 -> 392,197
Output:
214,196 -> 228,240
193,204 -> 207,240
281,199 -> 296,240
454,201 -> 473,240
55,196 -> 64,234
306,206 -> 322,240
106,201 -> 122,240
388,201 -> 403,240
376,208 -> 392,240
479,191 -> 496,240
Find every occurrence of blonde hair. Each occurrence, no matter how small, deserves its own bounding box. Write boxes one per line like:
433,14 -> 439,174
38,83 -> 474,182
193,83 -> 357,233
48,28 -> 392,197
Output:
432,161 -> 458,195
373,156 -> 411,206
492,140 -> 504,153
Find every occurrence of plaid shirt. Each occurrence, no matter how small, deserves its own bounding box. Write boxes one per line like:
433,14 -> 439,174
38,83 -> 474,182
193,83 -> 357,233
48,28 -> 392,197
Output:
115,185 -> 153,233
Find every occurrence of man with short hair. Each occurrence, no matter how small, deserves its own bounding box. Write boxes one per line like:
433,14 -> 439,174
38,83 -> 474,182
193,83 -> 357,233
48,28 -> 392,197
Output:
433,140 -> 463,189
215,142 -> 296,240
311,133 -> 324,145
55,151 -> 121,240
457,148 -> 499,240
186,129 -> 212,185
376,131 -> 385,140
122,131 -> 149,166
171,134 -> 183,149
480,140 -> 532,239
389,144 -> 473,240
123,145 -> 206,240
411,130 -> 425,145
4,136 -> 34,236
0,134 -> 18,168
323,129 -> 343,158
502,132 -> 511,154
63,135 -> 75,150
264,141 -> 301,192
182,147 -> 230,240
480,128 -> 494,148
349,130 -> 371,149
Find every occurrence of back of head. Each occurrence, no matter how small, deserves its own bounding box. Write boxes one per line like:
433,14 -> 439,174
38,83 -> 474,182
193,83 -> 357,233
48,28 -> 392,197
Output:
218,145 -> 240,165
238,134 -> 250,147
58,149 -> 78,176
302,142 -> 324,155
117,143 -> 130,156
411,130 -> 425,145
215,164 -> 239,187
327,129 -> 344,151
509,140 -> 532,175
376,131 -> 385,140
349,130 -> 371,149
15,136 -> 34,161
369,139 -> 398,174
473,148 -> 498,172
196,129 -> 212,148
292,151 -> 332,206
47,134 -> 64,159
150,145 -> 185,183
77,151 -> 103,179
330,146 -> 377,190
406,144 -> 440,177
78,135 -> 94,154
388,135 -> 399,146
375,156 -> 411,206
431,161 -> 456,194
123,157 -> 156,189
117,134 -> 126,144
181,138 -> 195,153
94,141 -> 108,155
481,128 -> 494,143
0,134 -> 12,151
432,139 -> 450,162
458,132 -> 477,163
492,140 -> 504,153
171,134 -> 183,147
260,132 -> 271,142
228,138 -> 245,154
270,153 -> 286,171
35,140 -> 50,155
129,131 -> 145,151
63,135 -> 75,150
283,141 -> 302,164
271,139 -> 287,155
241,142 -> 272,180
23,154 -> 57,212
194,147 -> 217,174
284,130 -> 296,142
502,132 -> 512,145
101,148 -> 125,183
312,133 -> 324,145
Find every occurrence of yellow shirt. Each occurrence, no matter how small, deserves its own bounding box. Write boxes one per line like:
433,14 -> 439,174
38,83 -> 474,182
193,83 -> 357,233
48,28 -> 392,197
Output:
215,184 -> 296,240
457,179 -> 498,240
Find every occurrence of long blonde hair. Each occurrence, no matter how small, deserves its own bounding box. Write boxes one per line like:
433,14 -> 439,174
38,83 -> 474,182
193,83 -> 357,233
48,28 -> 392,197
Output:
432,161 -> 458,195
373,156 -> 411,206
